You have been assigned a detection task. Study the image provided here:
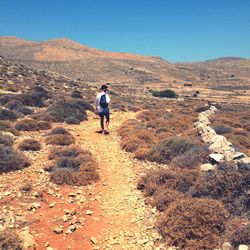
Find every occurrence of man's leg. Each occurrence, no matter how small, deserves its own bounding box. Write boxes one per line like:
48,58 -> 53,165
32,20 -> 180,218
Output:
105,109 -> 110,132
100,115 -> 105,132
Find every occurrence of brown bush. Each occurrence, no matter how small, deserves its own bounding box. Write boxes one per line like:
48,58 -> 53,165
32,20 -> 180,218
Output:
0,133 -> 14,146
48,146 -> 84,160
45,134 -> 75,146
190,162 -> 249,216
137,167 -> 199,196
134,147 -> 150,160
157,198 -> 228,250
50,161 -> 99,186
0,230 -> 22,250
121,137 -> 144,153
224,218 -> 250,247
151,188 -> 187,212
18,139 -> 41,151
0,145 -> 30,173
15,119 -> 51,131
147,137 -> 201,164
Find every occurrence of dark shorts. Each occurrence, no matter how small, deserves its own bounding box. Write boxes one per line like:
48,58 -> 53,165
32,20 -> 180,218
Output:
98,108 -> 110,121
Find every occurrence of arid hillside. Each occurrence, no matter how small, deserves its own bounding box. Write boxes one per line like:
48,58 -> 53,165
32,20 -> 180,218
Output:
1,36 -> 250,89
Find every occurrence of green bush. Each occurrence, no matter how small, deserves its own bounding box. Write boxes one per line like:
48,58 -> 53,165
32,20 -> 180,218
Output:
151,89 -> 178,98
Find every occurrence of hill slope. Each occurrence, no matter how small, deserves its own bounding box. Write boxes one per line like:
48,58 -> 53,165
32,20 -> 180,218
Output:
0,36 -> 250,88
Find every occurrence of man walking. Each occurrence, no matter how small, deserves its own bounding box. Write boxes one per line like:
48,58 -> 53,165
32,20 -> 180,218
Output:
95,84 -> 111,134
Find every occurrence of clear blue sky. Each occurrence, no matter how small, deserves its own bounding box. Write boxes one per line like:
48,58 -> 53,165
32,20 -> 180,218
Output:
0,0 -> 250,62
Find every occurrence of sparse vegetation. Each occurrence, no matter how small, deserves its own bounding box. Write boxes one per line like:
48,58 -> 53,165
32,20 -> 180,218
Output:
48,127 -> 70,135
18,139 -> 41,151
0,145 -> 30,173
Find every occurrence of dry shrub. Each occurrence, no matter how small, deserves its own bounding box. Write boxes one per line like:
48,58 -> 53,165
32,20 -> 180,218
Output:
65,117 -> 81,124
152,188 -> 187,212
71,90 -> 82,98
117,119 -> 145,138
48,127 -> 70,135
224,218 -> 250,247
190,162 -> 249,216
157,198 -> 228,250
5,100 -> 33,115
0,134 -> 14,146
47,100 -> 87,122
137,167 -> 199,196
0,145 -> 30,173
48,146 -> 86,160
50,158 -> 99,186
0,230 -> 22,250
134,147 -> 150,160
171,144 -> 209,169
0,108 -> 18,121
121,137 -> 144,153
31,110 -> 56,122
147,137 -> 201,164
18,139 -> 41,151
74,99 -> 94,112
45,134 -> 75,146
15,119 -> 51,131
0,120 -> 19,135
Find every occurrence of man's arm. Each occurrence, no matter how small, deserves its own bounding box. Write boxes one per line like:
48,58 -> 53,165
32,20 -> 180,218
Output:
95,94 -> 99,109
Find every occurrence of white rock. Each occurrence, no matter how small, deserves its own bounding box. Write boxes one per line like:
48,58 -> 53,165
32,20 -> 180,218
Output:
200,163 -> 215,172
238,245 -> 248,250
209,153 -> 224,163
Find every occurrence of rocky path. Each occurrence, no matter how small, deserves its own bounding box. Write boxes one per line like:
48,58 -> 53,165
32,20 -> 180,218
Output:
69,111 -> 163,249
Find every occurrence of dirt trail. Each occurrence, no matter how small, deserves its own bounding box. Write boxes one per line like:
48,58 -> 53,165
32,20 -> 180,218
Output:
69,111 -> 163,249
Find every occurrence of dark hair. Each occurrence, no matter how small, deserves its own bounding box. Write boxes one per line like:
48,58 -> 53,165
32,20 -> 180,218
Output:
101,84 -> 108,91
